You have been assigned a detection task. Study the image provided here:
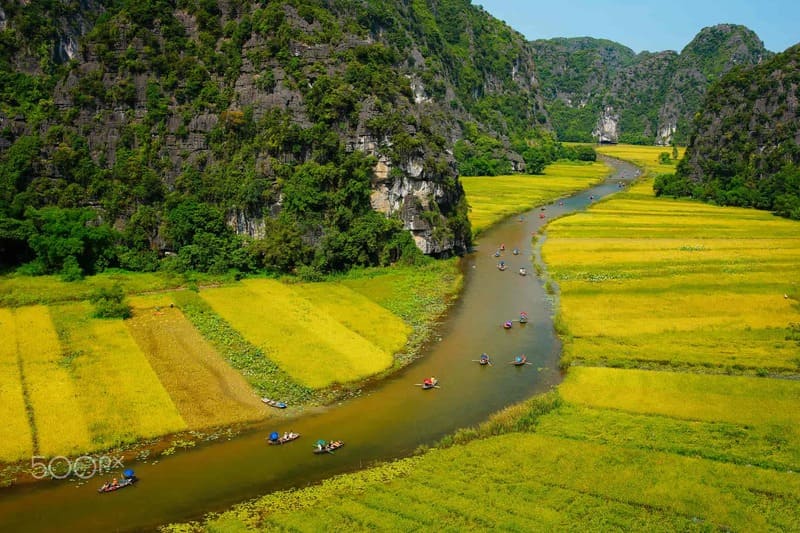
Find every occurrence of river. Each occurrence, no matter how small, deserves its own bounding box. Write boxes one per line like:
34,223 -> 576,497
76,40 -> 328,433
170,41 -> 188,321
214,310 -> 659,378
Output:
0,157 -> 639,532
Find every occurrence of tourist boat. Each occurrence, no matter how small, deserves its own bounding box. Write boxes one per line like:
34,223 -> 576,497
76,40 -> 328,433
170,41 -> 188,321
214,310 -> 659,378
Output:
313,440 -> 344,454
497,261 -> 506,271
479,354 -> 491,366
512,248 -> 519,255
539,212 -> 546,219
268,431 -> 300,445
518,268 -> 527,276
519,312 -> 528,324
511,355 -> 528,366
503,321 -> 513,329
98,470 -> 137,494
494,250 -> 501,257
421,377 -> 439,389
261,398 -> 287,409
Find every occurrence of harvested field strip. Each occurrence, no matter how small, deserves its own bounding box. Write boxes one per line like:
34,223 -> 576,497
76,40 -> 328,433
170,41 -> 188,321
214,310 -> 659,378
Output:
0,308 -> 34,462
560,367 -> 800,427
535,404 -> 800,472
51,303 -> 186,449
201,280 -> 392,388
291,283 -> 411,355
14,306 -> 91,457
126,298 -> 264,428
170,290 -> 312,403
461,160 -> 611,235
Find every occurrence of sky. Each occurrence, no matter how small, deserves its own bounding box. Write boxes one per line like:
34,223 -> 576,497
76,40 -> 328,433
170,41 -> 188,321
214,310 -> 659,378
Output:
474,0 -> 800,53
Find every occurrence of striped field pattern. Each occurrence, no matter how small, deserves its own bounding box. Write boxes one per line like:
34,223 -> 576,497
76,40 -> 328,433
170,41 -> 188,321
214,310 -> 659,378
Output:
200,279 -> 401,388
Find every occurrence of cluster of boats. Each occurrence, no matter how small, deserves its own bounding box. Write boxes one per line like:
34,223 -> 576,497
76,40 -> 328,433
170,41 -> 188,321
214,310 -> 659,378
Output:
474,353 -> 529,366
495,245 -> 527,275
265,432 -> 345,454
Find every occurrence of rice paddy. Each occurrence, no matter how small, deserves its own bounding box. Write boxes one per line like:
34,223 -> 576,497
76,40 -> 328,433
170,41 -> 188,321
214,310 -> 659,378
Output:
0,309 -> 34,462
461,160 -> 611,235
594,143 -> 686,176
0,259 -> 457,466
544,180 -> 800,371
200,279 -> 400,388
169,144 -> 800,532
126,296 -> 265,427
15,305 -> 92,457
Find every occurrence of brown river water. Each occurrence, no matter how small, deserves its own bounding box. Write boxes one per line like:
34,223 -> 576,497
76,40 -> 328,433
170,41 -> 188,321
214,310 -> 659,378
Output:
0,157 -> 639,532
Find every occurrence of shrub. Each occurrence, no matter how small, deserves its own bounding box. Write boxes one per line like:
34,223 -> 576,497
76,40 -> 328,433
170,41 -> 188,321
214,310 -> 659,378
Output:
89,284 -> 131,319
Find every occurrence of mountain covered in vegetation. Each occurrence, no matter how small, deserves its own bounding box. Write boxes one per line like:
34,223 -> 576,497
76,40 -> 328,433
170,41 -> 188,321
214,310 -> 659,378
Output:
656,44 -> 800,219
0,0 -> 552,277
531,24 -> 772,145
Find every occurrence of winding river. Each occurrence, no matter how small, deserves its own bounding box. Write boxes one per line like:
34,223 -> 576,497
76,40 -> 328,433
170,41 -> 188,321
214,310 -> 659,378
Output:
0,157 -> 639,532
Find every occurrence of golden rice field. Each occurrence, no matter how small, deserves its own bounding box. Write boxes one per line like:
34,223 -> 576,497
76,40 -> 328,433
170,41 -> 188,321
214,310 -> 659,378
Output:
50,302 -> 187,450
291,283 -> 411,355
15,306 -> 92,457
170,144 -> 800,532
200,279 -> 402,388
461,160 -> 611,235
595,143 -> 686,176
1,262 -> 453,463
560,366 -> 800,427
544,180 -> 800,370
0,309 -> 34,462
126,295 -> 265,427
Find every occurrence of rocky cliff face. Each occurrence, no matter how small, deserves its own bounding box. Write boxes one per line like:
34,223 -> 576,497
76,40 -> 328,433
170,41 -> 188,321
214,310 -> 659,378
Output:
0,0 -> 548,266
678,44 -> 800,191
531,25 -> 772,144
592,106 -> 619,144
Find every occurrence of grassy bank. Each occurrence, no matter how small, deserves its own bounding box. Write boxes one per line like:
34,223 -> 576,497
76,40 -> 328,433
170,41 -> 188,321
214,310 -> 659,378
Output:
168,145 -> 800,532
461,160 -> 611,235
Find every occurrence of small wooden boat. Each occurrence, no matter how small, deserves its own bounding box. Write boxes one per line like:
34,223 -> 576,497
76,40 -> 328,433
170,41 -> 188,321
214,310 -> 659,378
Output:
494,250 -> 501,257
313,440 -> 344,454
268,431 -> 300,445
539,213 -> 546,219
519,312 -> 529,324
421,377 -> 439,389
500,244 -> 505,251
511,355 -> 528,366
518,268 -> 527,276
503,321 -> 513,329
98,476 -> 137,494
261,398 -> 287,409
479,354 -> 491,366
497,262 -> 506,271
512,248 -> 519,255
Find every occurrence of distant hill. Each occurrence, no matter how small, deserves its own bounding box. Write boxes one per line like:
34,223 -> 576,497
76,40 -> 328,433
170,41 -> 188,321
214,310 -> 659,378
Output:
657,44 -> 800,219
531,24 -> 772,145
0,0 -> 550,275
